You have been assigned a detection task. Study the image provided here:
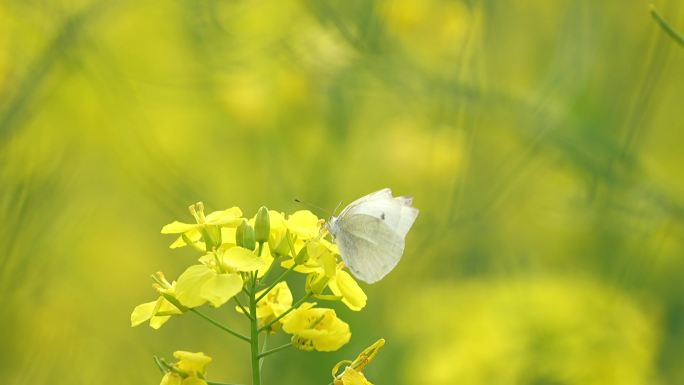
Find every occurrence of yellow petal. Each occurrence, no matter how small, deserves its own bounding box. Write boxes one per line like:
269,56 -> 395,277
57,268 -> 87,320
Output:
282,302 -> 317,333
149,315 -> 172,329
205,207 -> 243,226
182,378 -> 208,385
221,227 -> 237,244
161,221 -> 200,234
160,373 -> 183,385
170,229 -> 202,249
175,265 -> 216,308
267,211 -> 290,256
280,258 -> 320,274
131,301 -> 157,327
200,273 -> 243,307
256,242 -> 275,278
318,250 -> 337,278
341,368 -> 373,385
287,210 -> 321,239
312,325 -> 351,351
155,297 -> 183,316
174,351 -> 212,374
329,270 -> 367,311
221,246 -> 267,272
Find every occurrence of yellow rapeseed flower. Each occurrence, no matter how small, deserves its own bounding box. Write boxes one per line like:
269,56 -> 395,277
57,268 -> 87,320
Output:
269,210 -> 324,258
282,302 -> 351,351
162,203 -> 243,250
236,281 -> 293,333
174,246 -> 266,308
131,272 -> 184,329
292,242 -> 367,311
159,351 -> 212,385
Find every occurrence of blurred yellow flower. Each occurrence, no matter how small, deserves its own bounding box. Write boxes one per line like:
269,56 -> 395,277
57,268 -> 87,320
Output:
392,278 -> 659,385
131,272 -> 184,329
174,246 -> 266,308
236,281 -> 293,333
159,351 -> 212,385
282,302 -> 351,352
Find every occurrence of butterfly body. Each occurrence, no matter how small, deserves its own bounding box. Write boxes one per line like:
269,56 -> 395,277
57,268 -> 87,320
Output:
327,188 -> 419,284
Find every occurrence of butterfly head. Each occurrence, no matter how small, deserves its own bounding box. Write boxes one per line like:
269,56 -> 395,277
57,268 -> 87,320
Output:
325,216 -> 340,238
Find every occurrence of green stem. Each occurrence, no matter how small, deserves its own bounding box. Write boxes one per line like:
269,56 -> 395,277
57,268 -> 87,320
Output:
182,233 -> 205,253
207,381 -> 245,385
257,343 -> 292,359
259,294 -> 310,333
152,355 -> 166,374
259,332 -> 268,374
190,308 -> 250,343
651,4 -> 684,46
234,296 -> 253,321
255,264 -> 297,303
249,272 -> 261,385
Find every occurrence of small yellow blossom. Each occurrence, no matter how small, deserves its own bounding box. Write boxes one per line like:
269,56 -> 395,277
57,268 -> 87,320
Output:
268,210 -> 324,258
291,244 -> 367,311
162,203 -> 243,250
131,272 -> 184,329
175,246 -> 266,308
237,281 -> 293,332
159,351 -> 212,385
282,302 -> 351,351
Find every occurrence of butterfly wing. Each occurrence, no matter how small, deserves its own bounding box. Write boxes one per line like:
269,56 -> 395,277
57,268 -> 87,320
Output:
344,194 -> 419,238
334,213 -> 404,284
338,188 -> 392,217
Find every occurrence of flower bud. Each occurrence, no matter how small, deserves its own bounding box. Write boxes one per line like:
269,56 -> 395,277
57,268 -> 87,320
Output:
351,338 -> 385,371
235,219 -> 256,250
254,206 -> 270,243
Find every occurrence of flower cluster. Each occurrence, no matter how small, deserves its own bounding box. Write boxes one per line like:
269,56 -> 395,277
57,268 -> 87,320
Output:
132,202 -> 377,385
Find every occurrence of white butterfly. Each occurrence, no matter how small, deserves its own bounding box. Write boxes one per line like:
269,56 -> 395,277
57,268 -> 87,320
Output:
326,188 -> 419,284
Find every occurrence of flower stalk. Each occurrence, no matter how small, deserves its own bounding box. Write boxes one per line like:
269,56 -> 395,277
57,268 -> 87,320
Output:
249,272 -> 261,385
190,308 -> 250,343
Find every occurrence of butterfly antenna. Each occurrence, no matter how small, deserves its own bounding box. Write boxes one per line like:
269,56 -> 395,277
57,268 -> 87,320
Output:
294,198 -> 333,217
333,200 -> 343,215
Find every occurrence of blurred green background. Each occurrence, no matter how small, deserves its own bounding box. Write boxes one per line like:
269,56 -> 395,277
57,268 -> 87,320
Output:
1,0 -> 684,384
